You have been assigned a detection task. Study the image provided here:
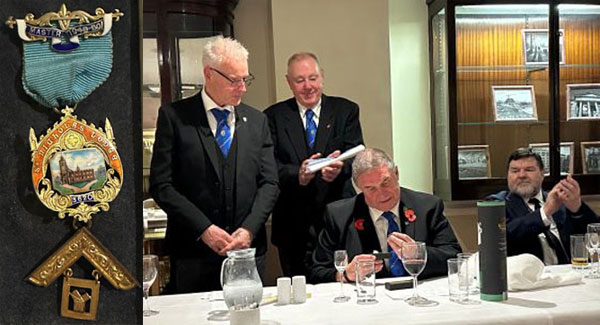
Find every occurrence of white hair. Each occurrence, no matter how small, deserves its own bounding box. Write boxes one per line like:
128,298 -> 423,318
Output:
202,36 -> 249,67
352,148 -> 395,184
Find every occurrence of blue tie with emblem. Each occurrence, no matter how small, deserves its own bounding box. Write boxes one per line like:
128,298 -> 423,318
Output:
305,109 -> 317,149
211,109 -> 231,157
382,211 -> 406,276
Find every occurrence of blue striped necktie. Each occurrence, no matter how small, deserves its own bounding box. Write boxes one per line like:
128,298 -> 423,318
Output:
305,109 -> 317,149
211,109 -> 231,157
382,211 -> 406,276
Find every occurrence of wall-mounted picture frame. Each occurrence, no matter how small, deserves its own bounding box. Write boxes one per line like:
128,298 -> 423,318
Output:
521,29 -> 565,65
492,85 -> 537,121
529,142 -> 574,176
581,141 -> 600,174
566,84 -> 600,120
458,145 -> 491,180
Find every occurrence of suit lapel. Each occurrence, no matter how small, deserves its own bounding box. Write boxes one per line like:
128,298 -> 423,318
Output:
283,100 -> 309,161
234,107 -> 247,182
314,95 -> 334,155
193,94 -> 221,179
506,192 -> 531,217
399,190 -> 417,240
350,195 -> 384,252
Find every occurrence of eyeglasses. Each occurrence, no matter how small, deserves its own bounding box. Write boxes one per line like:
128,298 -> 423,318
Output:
210,67 -> 255,87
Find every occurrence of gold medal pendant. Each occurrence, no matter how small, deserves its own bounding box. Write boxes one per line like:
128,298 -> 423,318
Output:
27,107 -> 138,320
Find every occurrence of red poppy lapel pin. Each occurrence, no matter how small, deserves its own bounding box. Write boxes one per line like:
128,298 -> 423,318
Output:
403,206 -> 417,223
354,218 -> 365,231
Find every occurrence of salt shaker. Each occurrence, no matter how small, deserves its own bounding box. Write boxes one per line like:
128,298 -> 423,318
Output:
277,277 -> 291,305
292,275 -> 306,304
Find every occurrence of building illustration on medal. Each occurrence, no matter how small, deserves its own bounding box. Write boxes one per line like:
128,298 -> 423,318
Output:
49,149 -> 107,195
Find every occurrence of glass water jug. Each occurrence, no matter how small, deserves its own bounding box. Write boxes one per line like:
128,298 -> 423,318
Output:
220,248 -> 263,310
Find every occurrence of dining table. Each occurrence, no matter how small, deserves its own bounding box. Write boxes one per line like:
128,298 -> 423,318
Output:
144,265 -> 600,325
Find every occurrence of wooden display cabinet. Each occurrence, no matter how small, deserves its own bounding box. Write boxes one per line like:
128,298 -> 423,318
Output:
427,0 -> 600,200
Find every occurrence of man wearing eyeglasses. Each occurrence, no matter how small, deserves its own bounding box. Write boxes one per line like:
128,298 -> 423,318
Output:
487,148 -> 598,265
150,36 -> 279,293
264,52 -> 364,278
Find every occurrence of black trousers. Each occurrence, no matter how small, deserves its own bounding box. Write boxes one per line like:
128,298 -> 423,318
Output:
166,253 -> 266,294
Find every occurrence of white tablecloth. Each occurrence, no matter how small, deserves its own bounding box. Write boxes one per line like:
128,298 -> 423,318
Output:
144,265 -> 600,325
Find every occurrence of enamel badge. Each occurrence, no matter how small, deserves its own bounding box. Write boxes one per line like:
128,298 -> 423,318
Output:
29,107 -> 122,223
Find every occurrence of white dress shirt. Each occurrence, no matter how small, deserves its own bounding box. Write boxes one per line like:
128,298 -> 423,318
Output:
297,99 -> 322,129
368,201 -> 401,268
524,192 -> 561,265
201,88 -> 235,138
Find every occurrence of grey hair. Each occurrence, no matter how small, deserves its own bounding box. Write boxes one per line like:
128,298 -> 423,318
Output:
352,148 -> 395,184
202,36 -> 249,68
287,52 -> 322,73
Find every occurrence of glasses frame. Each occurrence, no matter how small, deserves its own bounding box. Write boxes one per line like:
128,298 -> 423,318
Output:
210,67 -> 254,87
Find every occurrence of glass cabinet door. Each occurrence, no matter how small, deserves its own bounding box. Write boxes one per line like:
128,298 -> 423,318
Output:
455,4 -> 550,181
558,4 -> 600,177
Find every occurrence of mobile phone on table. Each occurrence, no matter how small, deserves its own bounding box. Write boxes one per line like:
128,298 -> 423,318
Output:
372,252 -> 392,260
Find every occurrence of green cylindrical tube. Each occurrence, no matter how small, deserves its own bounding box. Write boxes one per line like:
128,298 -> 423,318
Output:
477,200 -> 508,302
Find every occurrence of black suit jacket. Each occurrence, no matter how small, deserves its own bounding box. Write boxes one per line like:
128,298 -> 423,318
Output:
150,92 -> 279,259
264,95 -> 363,249
310,188 -> 461,283
488,190 -> 599,262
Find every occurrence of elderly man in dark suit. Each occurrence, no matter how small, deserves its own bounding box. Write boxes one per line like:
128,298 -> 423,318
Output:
150,36 -> 279,293
310,148 -> 460,283
264,52 -> 364,277
487,148 -> 598,265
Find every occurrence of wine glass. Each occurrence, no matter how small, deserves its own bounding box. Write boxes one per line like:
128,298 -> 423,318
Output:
585,232 -> 599,279
401,242 -> 438,307
143,254 -> 160,317
333,250 -> 350,303
587,223 -> 600,278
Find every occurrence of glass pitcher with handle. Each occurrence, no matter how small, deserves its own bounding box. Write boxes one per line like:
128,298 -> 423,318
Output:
220,248 -> 263,310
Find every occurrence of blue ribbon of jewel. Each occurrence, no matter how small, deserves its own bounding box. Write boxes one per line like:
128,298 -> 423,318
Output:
21,21 -> 113,108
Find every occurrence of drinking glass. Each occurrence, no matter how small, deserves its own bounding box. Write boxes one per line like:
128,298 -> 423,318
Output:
455,255 -> 480,305
447,258 -> 467,303
401,242 -> 438,307
571,234 -> 589,271
143,254 -> 160,317
333,250 -> 350,303
457,252 -> 479,295
354,260 -> 377,305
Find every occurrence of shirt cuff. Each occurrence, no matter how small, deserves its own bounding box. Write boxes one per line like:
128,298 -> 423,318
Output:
540,204 -> 551,227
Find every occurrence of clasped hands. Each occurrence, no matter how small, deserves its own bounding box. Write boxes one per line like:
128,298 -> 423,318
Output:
200,225 -> 253,256
342,233 -> 415,282
543,175 -> 582,216
299,150 -> 343,186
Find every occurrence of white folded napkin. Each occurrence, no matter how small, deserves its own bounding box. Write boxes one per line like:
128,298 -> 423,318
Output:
507,254 -> 582,291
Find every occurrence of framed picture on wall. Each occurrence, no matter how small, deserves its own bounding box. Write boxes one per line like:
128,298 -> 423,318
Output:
492,85 -> 537,121
529,142 -> 574,175
581,141 -> 600,174
521,29 -> 565,65
566,84 -> 600,120
458,145 -> 491,179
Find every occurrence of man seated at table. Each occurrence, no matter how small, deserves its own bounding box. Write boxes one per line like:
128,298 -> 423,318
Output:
309,148 -> 461,283
487,147 -> 599,265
